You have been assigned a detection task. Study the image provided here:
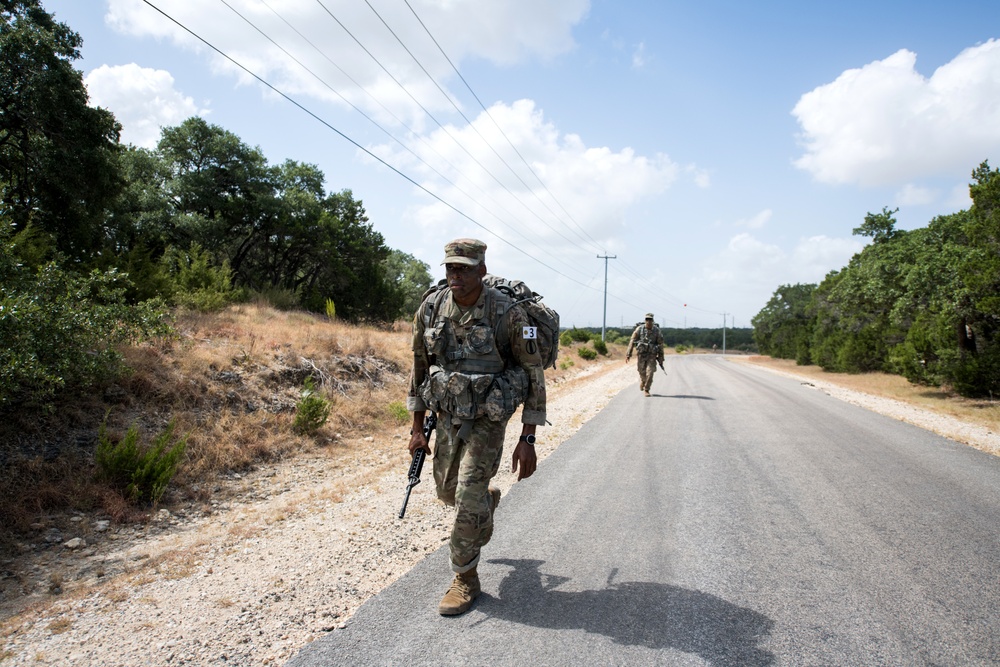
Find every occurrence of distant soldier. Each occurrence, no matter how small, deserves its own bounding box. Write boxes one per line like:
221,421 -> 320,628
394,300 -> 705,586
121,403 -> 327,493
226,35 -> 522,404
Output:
407,238 -> 546,616
625,313 -> 665,396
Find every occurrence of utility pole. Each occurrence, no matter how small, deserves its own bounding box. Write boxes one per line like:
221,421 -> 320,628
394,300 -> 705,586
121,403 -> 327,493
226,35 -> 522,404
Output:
597,254 -> 616,341
722,312 -> 728,355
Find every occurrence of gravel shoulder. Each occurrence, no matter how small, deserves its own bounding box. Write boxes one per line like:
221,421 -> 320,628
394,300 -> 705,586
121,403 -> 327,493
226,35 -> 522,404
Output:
3,355 -> 998,666
1,360 -> 638,666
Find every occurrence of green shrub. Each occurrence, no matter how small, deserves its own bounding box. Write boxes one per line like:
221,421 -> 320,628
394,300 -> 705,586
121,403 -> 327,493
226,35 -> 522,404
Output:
0,236 -> 170,412
577,346 -> 597,360
592,338 -> 608,356
386,400 -> 408,423
675,344 -> 688,354
325,298 -> 337,320
161,243 -> 236,312
294,377 -> 330,434
559,359 -> 575,370
96,418 -> 187,506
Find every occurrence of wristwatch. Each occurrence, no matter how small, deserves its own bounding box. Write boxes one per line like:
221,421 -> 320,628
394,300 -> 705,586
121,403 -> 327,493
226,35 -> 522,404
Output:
518,434 -> 536,446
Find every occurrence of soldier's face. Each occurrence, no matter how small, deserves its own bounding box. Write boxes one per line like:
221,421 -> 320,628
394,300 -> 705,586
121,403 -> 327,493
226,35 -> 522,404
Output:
445,262 -> 485,303
645,319 -> 653,329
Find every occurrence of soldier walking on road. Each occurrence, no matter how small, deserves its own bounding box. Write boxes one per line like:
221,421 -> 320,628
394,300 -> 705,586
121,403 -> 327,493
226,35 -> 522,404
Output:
626,313 -> 665,396
406,239 -> 547,616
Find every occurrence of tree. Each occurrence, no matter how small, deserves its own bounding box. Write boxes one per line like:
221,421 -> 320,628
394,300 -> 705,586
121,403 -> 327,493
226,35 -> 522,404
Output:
383,249 -> 432,319
0,0 -> 123,264
751,283 -> 815,363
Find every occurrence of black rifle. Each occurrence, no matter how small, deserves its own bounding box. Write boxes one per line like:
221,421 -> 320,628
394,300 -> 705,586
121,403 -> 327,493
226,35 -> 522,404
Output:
398,412 -> 437,519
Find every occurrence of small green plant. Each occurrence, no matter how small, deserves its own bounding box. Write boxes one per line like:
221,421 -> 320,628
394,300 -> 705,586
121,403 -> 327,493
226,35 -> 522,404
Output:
559,359 -> 575,370
325,298 -> 337,320
577,346 -> 597,360
675,344 -> 688,354
293,377 -> 330,434
386,400 -> 408,423
96,417 -> 187,505
592,338 -> 608,356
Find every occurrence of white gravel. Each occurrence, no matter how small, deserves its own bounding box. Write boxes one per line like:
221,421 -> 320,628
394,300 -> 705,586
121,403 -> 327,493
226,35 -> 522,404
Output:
2,356 -> 997,666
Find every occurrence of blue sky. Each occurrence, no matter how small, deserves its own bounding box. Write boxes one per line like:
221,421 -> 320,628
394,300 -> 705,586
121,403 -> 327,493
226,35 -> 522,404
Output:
43,0 -> 1000,329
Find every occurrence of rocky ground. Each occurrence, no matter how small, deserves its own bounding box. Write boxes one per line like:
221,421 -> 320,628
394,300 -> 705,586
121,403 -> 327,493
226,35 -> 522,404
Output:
2,356 -> 998,666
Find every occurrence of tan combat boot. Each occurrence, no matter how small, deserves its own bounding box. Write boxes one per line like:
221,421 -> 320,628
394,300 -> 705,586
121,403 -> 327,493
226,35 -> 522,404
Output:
438,568 -> 481,616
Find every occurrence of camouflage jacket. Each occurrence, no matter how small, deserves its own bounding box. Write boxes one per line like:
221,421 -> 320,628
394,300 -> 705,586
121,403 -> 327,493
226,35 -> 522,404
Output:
407,285 -> 547,426
627,324 -> 665,361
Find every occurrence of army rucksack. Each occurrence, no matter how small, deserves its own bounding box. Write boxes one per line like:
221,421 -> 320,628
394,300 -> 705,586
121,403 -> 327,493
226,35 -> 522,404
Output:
482,274 -> 560,370
418,275 -> 560,370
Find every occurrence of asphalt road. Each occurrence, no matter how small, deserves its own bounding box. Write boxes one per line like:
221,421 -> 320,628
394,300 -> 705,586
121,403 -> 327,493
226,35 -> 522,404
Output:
287,355 -> 1000,666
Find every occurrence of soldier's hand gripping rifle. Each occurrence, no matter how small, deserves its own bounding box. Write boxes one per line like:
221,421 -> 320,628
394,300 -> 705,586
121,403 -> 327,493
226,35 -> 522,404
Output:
398,412 -> 437,519
658,359 -> 667,375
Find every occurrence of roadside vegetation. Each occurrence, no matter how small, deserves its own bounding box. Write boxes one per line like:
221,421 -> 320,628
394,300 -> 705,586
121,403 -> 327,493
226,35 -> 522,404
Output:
752,164 -> 1000,400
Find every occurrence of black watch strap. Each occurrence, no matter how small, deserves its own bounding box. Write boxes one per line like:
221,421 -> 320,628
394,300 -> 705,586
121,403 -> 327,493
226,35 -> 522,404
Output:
518,434 -> 536,445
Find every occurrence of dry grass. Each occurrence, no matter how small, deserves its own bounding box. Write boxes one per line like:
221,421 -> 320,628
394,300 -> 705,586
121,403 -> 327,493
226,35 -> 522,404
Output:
739,356 -> 1000,434
0,305 -> 624,555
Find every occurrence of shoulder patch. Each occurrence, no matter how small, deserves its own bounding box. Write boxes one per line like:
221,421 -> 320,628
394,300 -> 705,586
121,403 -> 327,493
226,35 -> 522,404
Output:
522,325 -> 538,340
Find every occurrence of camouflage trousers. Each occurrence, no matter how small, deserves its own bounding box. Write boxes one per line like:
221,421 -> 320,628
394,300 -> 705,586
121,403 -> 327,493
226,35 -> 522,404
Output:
432,414 -> 507,573
637,356 -> 658,391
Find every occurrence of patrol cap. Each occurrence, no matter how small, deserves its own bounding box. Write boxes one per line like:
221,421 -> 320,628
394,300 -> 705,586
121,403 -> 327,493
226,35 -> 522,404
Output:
441,238 -> 487,266
645,313 -> 654,320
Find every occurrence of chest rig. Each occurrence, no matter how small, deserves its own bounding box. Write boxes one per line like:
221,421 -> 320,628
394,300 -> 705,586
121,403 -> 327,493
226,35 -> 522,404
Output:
418,285 -> 528,437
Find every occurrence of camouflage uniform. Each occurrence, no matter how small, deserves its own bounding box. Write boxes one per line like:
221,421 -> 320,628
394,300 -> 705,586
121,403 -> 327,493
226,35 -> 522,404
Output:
626,314 -> 664,393
407,249 -> 546,574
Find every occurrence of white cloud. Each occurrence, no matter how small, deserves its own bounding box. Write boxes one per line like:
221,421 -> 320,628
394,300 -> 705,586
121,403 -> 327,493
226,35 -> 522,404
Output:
736,209 -> 772,230
105,0 -> 589,127
375,99 -> 680,271
946,182 -> 973,210
792,39 -> 1000,187
894,183 -> 938,207
693,233 -> 863,321
84,63 -> 207,148
632,42 -> 647,69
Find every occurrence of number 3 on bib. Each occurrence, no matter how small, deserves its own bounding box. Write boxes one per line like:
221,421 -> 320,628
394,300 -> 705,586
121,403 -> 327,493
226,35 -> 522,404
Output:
522,326 -> 537,339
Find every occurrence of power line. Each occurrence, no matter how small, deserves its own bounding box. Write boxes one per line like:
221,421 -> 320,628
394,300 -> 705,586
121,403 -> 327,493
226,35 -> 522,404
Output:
141,0 -> 590,287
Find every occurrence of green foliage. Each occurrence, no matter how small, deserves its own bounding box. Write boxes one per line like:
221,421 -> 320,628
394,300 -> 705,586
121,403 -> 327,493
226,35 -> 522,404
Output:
592,338 -> 608,356
752,283 -> 816,362
562,328 -> 593,345
96,418 -> 187,506
160,243 -> 236,311
253,287 -> 301,311
325,298 -> 336,320
558,359 -> 575,370
293,377 -> 330,434
675,344 -> 689,354
386,400 -> 408,423
383,249 -> 432,319
0,229 -> 170,412
577,346 -> 597,360
1,1 -> 124,265
604,330 -> 624,344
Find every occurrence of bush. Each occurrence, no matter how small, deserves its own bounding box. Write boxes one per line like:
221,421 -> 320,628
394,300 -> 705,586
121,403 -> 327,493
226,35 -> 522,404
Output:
253,286 -> 300,311
293,377 -> 330,434
0,241 -> 170,412
386,400 -> 408,423
559,359 -> 575,370
96,418 -> 187,505
592,338 -> 608,356
577,346 -> 597,360
325,298 -> 337,320
161,243 -> 236,312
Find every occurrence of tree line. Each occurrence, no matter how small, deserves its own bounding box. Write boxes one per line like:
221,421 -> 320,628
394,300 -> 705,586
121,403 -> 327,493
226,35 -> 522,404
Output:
751,163 -> 1000,398
1,0 -> 432,412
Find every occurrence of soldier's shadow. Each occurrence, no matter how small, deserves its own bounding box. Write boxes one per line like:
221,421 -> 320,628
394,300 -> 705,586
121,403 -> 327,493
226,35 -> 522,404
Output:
480,558 -> 775,667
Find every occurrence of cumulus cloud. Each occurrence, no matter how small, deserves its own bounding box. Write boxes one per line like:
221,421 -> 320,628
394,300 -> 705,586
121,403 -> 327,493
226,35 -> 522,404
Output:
792,39 -> 1000,187
84,63 -> 207,148
736,209 -> 772,230
374,99 -> 682,263
691,232 -> 863,322
105,0 -> 589,127
632,42 -> 647,69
